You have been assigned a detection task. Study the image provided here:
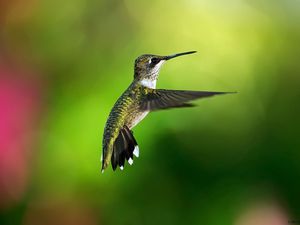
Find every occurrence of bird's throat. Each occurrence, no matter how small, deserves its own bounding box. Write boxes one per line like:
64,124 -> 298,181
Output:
140,78 -> 157,88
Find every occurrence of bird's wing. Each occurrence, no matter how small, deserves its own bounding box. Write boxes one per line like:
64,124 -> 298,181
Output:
140,88 -> 232,111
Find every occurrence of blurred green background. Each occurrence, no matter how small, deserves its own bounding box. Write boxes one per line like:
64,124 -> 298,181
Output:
0,0 -> 300,224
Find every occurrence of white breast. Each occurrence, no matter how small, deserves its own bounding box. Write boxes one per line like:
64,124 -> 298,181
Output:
129,111 -> 149,129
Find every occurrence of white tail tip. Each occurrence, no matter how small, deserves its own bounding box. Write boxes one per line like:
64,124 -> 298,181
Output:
128,158 -> 133,165
133,146 -> 139,157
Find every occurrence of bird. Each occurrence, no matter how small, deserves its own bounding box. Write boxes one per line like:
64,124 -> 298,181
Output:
101,51 -> 233,172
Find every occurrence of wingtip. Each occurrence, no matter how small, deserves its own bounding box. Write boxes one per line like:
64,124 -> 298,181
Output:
216,91 -> 238,95
224,91 -> 238,95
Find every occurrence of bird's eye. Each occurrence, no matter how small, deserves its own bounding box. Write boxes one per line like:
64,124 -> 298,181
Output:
150,58 -> 160,65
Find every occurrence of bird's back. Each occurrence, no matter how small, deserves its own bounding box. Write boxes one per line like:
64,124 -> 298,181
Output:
102,82 -> 143,169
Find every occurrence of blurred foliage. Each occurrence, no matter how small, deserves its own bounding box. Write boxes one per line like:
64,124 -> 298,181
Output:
0,0 -> 300,225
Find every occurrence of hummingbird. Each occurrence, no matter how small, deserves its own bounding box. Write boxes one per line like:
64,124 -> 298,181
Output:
102,51 -> 232,172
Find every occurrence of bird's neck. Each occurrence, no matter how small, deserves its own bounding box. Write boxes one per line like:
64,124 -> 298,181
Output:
137,70 -> 160,89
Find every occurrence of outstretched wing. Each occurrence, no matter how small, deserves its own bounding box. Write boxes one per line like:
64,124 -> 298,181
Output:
140,88 -> 232,111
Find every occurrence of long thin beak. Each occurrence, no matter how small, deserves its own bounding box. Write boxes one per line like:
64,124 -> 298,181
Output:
163,51 -> 197,60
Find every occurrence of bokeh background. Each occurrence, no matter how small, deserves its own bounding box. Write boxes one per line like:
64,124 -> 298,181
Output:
1,0 -> 300,224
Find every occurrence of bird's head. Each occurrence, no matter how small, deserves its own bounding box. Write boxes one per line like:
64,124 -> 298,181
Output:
134,51 -> 196,88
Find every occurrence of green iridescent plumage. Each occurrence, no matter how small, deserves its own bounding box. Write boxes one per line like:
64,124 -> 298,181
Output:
102,82 -> 143,170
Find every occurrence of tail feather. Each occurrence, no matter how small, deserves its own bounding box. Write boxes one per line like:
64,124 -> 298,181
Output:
111,126 -> 139,171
